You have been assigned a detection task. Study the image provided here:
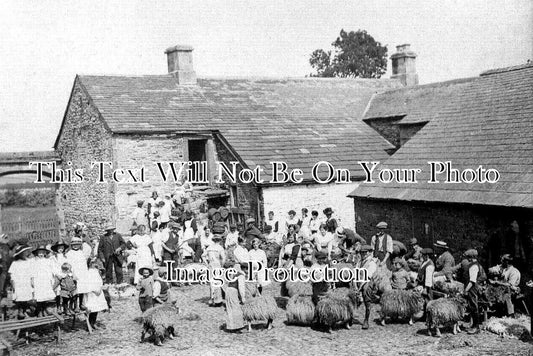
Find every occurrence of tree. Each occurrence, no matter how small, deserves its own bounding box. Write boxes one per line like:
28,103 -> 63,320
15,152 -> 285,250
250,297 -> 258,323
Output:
310,29 -> 388,78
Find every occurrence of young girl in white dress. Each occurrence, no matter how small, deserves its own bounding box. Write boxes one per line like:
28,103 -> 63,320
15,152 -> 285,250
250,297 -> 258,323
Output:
8,245 -> 34,319
84,258 -> 108,330
32,245 -> 57,316
66,236 -> 91,311
130,225 -> 155,285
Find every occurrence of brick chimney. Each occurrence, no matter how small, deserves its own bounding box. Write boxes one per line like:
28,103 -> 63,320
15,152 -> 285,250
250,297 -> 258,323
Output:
391,44 -> 418,86
165,45 -> 197,85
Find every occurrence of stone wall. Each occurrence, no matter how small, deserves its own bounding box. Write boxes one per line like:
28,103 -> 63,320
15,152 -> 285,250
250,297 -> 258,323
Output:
263,182 -> 359,230
364,117 -> 402,149
213,137 -> 258,220
353,197 -> 533,267
56,80 -> 115,238
113,134 -> 187,234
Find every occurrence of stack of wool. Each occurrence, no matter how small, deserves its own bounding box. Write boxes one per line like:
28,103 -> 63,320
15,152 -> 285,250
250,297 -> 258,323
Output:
434,280 -> 465,295
285,295 -> 316,325
283,280 -> 312,298
485,316 -> 531,340
242,284 -> 278,323
380,289 -> 424,321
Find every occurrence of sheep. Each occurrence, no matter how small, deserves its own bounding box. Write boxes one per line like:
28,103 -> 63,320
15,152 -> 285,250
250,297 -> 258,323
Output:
434,280 -> 465,295
316,288 -> 359,333
426,296 -> 467,337
283,280 -> 312,298
242,293 -> 278,330
379,289 -> 424,326
141,302 -> 180,346
286,295 -> 316,326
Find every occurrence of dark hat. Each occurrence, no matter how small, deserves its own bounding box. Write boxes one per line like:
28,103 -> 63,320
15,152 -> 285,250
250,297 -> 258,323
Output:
501,254 -> 513,263
32,245 -> 51,255
137,200 -> 144,205
13,244 -> 33,257
138,266 -> 154,276
433,240 -> 448,249
421,248 -> 433,255
51,241 -> 69,252
376,221 -> 388,229
360,244 -> 373,252
323,207 -> 333,215
464,249 -> 478,258
315,251 -> 328,260
288,210 -> 296,216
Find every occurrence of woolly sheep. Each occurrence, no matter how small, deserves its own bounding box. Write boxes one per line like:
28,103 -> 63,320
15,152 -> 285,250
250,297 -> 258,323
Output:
316,288 -> 359,333
141,302 -> 180,346
426,296 -> 467,337
379,289 -> 424,326
286,295 -> 315,326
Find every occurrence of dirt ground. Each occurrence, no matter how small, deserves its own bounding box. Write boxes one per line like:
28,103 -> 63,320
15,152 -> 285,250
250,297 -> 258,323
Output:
11,282 -> 533,356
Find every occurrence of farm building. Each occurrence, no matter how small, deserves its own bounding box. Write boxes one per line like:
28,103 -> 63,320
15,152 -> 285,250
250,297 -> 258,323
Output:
53,44 -> 409,235
349,62 -> 533,269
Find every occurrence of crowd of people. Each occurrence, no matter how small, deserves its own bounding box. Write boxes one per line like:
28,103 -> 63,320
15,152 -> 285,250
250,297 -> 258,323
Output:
0,188 -> 530,338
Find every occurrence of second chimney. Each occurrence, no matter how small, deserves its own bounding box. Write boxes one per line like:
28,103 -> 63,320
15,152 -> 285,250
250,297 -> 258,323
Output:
391,44 -> 418,86
165,45 -> 197,85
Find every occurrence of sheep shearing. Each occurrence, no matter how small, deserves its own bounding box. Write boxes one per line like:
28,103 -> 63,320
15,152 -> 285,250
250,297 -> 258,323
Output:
426,296 -> 467,337
285,295 -> 316,326
379,289 -> 424,325
316,288 -> 359,333
141,302 -> 180,346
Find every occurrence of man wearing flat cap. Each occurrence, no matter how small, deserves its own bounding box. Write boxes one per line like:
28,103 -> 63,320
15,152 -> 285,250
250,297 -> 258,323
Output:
310,251 -> 330,305
98,223 -> 126,284
370,222 -> 393,270
489,254 -> 521,317
323,208 -> 338,234
357,244 -> 379,330
463,249 -> 486,334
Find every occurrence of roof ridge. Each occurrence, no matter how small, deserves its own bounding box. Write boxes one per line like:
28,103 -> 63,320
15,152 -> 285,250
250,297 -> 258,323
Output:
479,62 -> 533,76
376,76 -> 479,94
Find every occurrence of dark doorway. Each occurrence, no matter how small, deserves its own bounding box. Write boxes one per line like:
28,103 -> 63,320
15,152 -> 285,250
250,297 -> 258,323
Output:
188,139 -> 207,183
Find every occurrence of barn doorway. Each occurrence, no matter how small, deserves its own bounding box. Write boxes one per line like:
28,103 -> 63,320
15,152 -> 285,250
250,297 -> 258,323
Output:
188,139 -> 207,184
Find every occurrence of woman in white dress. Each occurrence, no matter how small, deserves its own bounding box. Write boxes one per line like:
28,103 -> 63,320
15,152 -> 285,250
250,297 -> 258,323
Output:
202,235 -> 225,306
32,245 -> 57,315
66,236 -> 92,311
314,224 -> 334,256
182,212 -> 196,241
130,225 -> 155,285
249,238 -> 270,291
84,258 -> 108,330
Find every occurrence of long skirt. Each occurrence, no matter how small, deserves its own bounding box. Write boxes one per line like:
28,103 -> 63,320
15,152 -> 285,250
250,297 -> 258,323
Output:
225,287 -> 245,330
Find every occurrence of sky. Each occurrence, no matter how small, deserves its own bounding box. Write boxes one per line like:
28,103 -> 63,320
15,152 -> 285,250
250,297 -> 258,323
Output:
0,0 -> 531,152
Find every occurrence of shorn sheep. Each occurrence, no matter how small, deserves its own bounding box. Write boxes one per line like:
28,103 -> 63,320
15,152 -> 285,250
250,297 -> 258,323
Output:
379,289 -> 424,325
316,288 -> 359,333
425,296 -> 467,337
286,295 -> 315,326
141,302 -> 180,346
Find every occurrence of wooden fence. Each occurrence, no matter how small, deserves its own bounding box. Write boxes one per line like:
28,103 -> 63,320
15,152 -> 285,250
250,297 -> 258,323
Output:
0,207 -> 60,247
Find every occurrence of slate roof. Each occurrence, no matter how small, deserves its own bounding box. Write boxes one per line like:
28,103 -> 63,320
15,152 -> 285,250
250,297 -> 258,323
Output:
364,77 -> 479,124
350,63 -> 533,208
66,75 -> 401,181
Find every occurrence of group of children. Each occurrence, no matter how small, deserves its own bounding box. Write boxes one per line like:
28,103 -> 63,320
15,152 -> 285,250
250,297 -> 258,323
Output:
136,266 -> 170,313
7,239 -> 109,330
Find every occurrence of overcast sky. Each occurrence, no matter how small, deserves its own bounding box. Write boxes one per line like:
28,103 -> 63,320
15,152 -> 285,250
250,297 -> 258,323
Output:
0,0 -> 531,152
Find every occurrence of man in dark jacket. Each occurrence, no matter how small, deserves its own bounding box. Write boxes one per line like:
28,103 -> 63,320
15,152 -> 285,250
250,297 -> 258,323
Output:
244,218 -> 264,250
98,224 -> 126,284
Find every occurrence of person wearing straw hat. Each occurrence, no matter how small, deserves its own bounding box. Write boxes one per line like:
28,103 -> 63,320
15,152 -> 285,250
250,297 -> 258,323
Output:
66,236 -> 92,312
32,245 -> 57,316
433,240 -> 455,281
8,245 -> 34,319
137,266 -> 154,313
97,223 -> 126,284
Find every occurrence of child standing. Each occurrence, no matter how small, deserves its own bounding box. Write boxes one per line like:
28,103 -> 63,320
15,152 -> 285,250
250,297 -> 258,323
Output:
32,245 -> 57,316
8,245 -> 34,319
51,242 -> 69,312
59,263 -> 77,315
152,267 -> 170,305
85,259 -> 108,330
391,257 -> 410,290
137,267 -> 154,313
